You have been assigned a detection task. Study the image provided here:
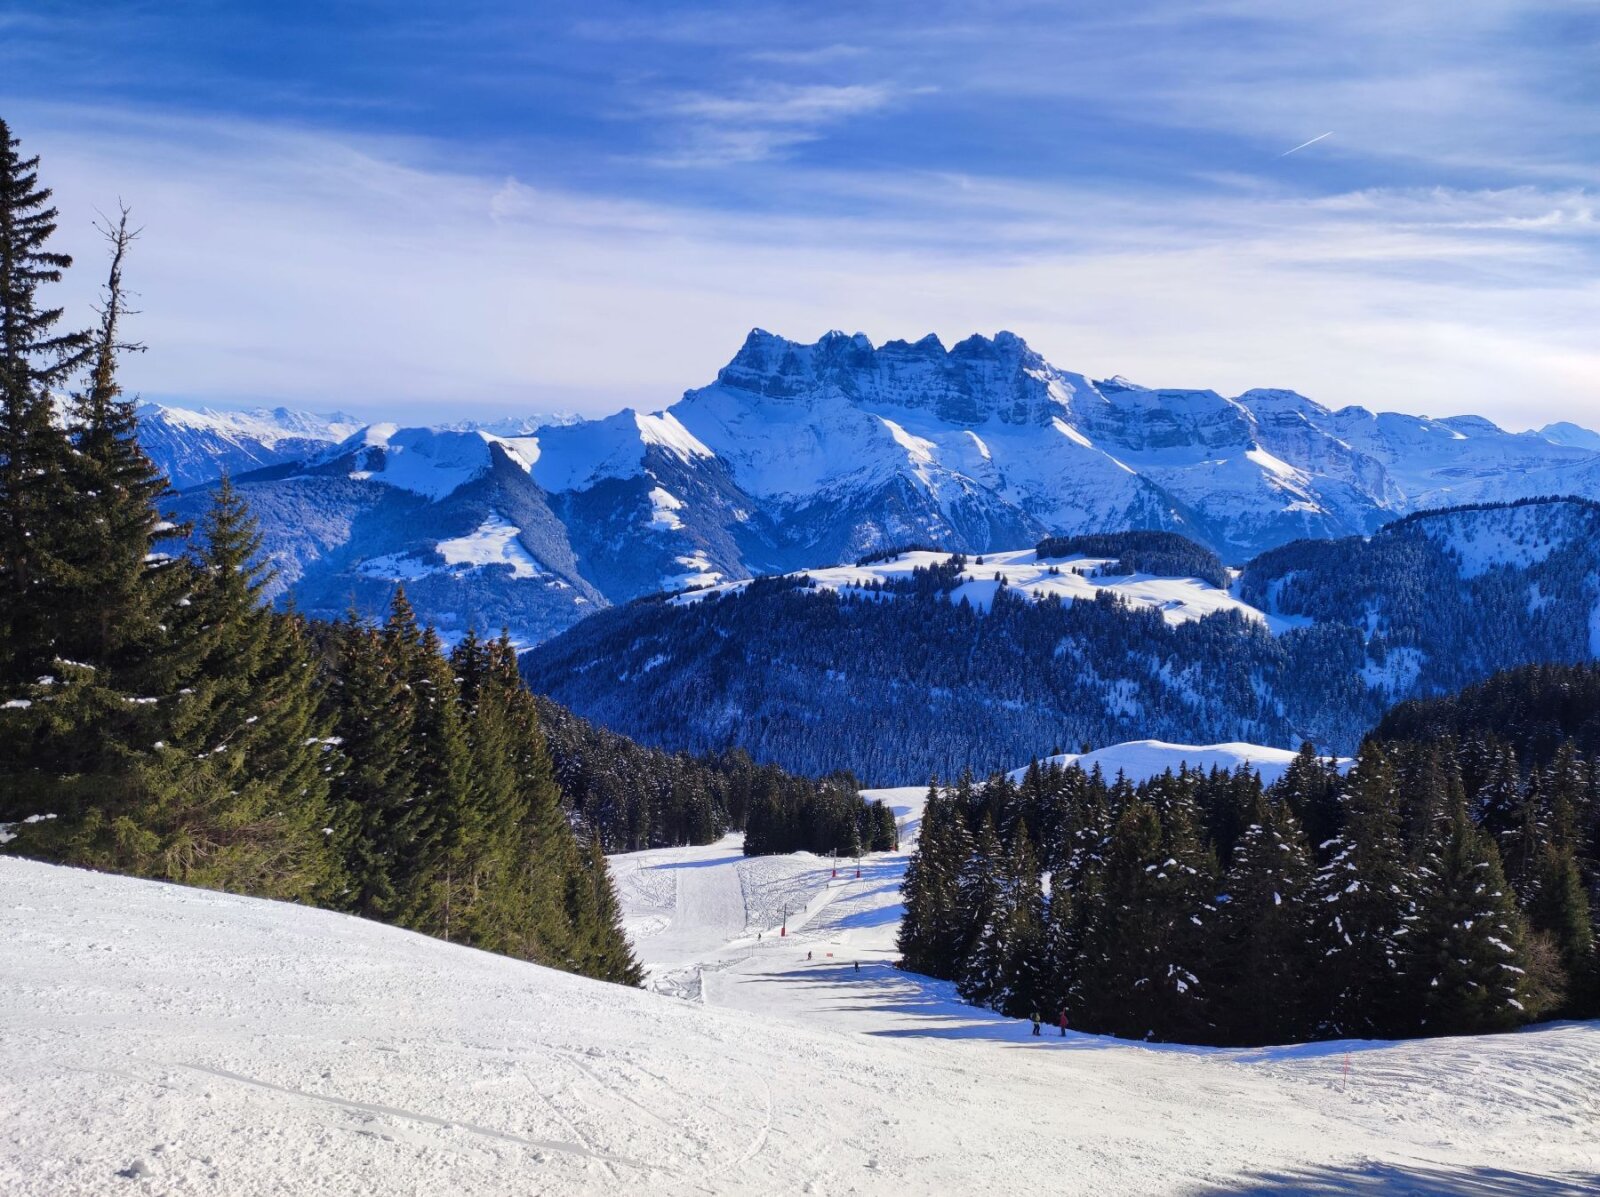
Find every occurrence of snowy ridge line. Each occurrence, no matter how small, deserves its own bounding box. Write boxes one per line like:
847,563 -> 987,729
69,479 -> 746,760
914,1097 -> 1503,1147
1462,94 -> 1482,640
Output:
670,547 -> 1295,632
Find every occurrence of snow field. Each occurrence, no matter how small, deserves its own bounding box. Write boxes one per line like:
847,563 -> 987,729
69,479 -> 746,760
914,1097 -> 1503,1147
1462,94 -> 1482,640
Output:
1,771 -> 1595,1194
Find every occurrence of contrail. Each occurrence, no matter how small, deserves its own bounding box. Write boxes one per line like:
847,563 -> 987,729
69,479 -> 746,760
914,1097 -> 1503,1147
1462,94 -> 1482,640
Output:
1279,131 -> 1333,157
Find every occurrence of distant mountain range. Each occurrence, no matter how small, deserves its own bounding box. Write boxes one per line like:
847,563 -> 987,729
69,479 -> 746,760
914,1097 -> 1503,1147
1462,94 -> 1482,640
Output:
144,330 -> 1600,644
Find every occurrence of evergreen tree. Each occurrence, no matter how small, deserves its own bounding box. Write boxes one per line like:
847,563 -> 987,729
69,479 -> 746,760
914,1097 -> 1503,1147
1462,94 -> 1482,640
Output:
995,824 -> 1046,1017
1410,797 -> 1532,1035
1039,876 -> 1077,1025
578,832 -> 644,985
1523,842 -> 1596,1016
0,211 -> 181,829
395,626 -> 476,939
1215,788 -> 1315,1045
1311,745 -> 1415,1037
56,207 -> 185,674
0,118 -> 92,685
326,612 -> 414,919
449,629 -> 526,951
898,784 -> 971,979
957,813 -> 1009,1009
27,481 -> 337,900
1274,742 -> 1343,863
1473,744 -> 1524,840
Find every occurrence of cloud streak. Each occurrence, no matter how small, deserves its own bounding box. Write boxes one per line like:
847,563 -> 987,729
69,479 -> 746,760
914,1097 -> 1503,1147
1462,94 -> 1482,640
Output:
1279,132 -> 1334,158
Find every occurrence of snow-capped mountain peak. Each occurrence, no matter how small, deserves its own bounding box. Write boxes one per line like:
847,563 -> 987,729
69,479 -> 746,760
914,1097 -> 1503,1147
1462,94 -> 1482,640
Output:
141,329 -> 1600,648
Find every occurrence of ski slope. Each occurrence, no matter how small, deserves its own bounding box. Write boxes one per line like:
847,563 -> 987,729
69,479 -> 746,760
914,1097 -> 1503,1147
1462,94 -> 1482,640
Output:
5,782 -> 1597,1195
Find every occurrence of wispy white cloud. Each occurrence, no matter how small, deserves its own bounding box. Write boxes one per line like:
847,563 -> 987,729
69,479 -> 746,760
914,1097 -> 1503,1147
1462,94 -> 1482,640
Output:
19,105 -> 1596,430
639,82 -> 908,166
658,83 -> 898,126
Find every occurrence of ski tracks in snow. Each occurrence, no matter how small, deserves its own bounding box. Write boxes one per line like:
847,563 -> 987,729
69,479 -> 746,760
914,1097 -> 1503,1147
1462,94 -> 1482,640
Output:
103,1058 -> 664,1172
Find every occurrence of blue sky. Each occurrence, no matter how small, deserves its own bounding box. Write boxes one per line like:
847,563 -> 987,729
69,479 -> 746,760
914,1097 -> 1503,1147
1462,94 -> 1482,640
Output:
3,1 -> 1597,427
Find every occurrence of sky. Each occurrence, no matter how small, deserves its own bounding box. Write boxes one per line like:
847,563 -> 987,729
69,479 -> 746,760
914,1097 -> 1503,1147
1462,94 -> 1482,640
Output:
2,1 -> 1597,429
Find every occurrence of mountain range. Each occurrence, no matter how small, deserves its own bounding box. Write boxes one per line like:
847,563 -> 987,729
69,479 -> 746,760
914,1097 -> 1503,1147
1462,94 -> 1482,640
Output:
143,330 -> 1600,645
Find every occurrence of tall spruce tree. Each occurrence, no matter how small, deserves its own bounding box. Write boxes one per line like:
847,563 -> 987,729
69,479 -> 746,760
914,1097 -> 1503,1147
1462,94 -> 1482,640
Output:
449,629 -> 526,951
1215,788 -> 1316,1045
399,626 -> 478,939
56,208 -> 185,673
1274,743 -> 1344,864
0,118 -> 92,686
995,824 -> 1046,1018
0,211 -> 180,829
898,784 -> 972,980
1312,745 -> 1415,1037
129,480 -> 335,898
956,812 -> 1009,1009
1410,796 -> 1532,1035
326,612 -> 415,919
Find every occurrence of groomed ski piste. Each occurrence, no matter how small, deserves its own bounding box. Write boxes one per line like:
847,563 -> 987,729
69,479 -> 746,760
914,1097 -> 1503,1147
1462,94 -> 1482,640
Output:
4,753 -> 1598,1195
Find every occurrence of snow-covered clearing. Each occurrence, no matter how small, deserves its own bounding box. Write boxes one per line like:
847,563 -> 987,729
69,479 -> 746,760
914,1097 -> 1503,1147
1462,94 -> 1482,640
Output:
436,511 -> 544,578
672,548 -> 1301,632
5,779 -> 1595,1195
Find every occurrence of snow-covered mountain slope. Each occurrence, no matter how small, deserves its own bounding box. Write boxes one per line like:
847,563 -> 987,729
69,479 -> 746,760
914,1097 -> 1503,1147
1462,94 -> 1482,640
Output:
7,850 -> 1598,1196
167,427 -> 606,646
135,404 -> 361,489
1008,740 -> 1352,787
143,330 -> 1600,645
1542,421 -> 1600,452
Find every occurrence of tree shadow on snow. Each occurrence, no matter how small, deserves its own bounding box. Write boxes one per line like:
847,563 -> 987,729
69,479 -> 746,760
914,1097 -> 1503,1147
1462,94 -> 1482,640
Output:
1202,1162 -> 1598,1195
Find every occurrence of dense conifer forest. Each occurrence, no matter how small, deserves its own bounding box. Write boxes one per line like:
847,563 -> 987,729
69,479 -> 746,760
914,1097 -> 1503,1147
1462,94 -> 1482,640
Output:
1031,530 -> 1230,589
1374,662 -> 1600,766
533,694 -> 890,855
898,728 -> 1598,1045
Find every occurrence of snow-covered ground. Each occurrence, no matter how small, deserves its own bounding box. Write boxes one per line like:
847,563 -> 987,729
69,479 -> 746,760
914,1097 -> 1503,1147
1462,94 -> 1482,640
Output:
5,781 -> 1596,1195
1008,740 -> 1355,788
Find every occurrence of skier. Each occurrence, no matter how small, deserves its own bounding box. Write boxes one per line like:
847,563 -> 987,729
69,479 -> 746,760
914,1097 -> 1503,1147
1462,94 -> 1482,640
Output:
853,960 -> 860,973
1059,1009 -> 1068,1037
807,950 -> 812,961
1030,1011 -> 1041,1036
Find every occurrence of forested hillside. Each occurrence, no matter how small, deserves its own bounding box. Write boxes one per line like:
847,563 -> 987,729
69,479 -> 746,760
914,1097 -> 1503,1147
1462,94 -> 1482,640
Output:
1374,661 -> 1600,765
532,695 -> 888,855
524,509 -> 1600,785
